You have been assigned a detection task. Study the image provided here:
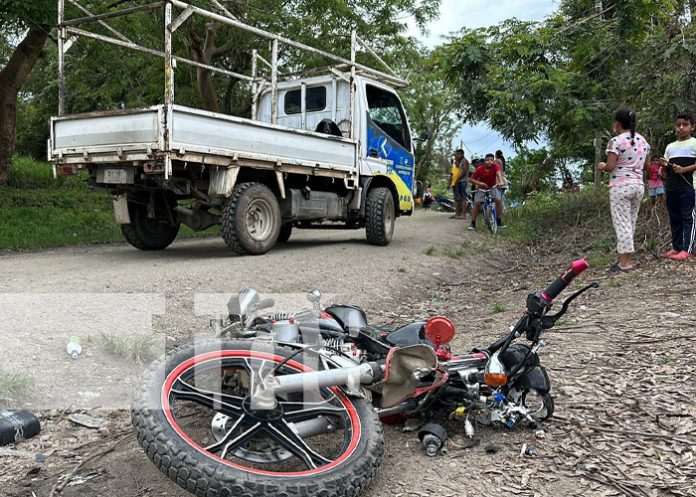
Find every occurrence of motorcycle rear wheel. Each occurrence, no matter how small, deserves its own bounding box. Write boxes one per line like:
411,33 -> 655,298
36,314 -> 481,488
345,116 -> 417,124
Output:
132,339 -> 383,497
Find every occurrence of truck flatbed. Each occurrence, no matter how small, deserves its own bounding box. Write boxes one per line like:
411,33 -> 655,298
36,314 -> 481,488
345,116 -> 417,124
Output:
51,104 -> 358,179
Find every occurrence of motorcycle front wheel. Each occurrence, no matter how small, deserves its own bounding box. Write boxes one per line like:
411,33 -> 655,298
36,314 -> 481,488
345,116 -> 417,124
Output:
132,339 -> 383,497
521,389 -> 554,421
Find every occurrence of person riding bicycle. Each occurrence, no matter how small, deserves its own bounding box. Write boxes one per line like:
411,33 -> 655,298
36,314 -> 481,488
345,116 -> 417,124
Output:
468,153 -> 506,230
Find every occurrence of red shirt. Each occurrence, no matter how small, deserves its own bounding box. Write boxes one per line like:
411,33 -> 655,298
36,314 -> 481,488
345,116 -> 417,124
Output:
471,163 -> 500,189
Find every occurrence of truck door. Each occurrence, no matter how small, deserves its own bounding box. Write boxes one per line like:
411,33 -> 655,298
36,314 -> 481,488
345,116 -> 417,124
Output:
364,84 -> 415,210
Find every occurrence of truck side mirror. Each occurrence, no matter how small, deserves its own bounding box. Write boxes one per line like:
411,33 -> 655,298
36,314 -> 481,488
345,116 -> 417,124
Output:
415,130 -> 430,142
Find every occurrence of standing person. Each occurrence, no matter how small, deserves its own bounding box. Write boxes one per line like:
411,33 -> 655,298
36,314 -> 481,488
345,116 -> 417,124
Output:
597,108 -> 650,272
660,111 -> 696,260
495,150 -> 508,212
647,156 -> 665,206
449,149 -> 469,219
423,183 -> 434,211
468,153 -> 505,230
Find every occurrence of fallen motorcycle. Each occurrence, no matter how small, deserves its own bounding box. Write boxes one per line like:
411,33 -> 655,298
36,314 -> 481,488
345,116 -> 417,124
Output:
132,260 -> 595,497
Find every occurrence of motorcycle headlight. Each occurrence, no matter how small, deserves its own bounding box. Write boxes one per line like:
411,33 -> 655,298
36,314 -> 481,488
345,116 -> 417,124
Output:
484,352 -> 508,387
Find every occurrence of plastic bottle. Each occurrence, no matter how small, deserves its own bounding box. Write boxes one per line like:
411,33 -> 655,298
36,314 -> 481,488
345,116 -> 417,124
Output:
66,336 -> 82,359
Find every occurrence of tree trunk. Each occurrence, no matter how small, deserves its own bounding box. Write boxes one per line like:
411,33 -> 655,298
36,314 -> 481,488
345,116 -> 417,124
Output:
593,129 -> 603,188
0,26 -> 50,186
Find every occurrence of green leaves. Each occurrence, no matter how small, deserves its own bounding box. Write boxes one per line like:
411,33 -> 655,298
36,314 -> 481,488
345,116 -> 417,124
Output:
440,0 -> 696,183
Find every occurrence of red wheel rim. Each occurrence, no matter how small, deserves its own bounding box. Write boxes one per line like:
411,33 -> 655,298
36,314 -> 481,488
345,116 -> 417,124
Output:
161,349 -> 362,477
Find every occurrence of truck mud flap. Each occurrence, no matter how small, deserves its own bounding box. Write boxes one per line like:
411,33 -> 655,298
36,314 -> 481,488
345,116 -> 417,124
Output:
113,195 -> 131,224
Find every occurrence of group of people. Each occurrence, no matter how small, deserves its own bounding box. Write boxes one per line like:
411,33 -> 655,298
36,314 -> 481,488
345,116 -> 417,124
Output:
599,108 -> 696,272
447,149 -> 508,230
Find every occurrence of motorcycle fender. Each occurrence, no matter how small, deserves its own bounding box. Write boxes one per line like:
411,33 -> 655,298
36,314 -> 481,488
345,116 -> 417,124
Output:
514,365 -> 551,395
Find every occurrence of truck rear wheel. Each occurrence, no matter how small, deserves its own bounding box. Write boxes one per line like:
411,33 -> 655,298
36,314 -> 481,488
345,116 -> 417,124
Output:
365,187 -> 395,246
221,182 -> 281,255
121,203 -> 180,250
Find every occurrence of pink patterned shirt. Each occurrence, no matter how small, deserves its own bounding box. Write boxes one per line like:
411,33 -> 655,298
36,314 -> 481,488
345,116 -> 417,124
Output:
606,132 -> 650,187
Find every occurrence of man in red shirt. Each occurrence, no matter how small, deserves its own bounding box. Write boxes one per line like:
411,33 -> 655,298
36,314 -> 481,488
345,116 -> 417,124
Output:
468,153 -> 506,230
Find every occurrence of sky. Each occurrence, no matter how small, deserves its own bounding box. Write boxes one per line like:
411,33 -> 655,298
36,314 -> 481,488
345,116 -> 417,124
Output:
409,0 -> 560,159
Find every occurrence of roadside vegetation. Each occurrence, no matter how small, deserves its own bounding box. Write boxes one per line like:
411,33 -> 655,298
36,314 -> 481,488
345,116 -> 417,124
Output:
0,157 -> 218,251
97,332 -> 158,366
502,187 -> 669,265
0,368 -> 35,407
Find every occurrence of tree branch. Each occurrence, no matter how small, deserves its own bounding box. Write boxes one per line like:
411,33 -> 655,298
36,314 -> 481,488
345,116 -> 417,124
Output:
0,25 -> 50,93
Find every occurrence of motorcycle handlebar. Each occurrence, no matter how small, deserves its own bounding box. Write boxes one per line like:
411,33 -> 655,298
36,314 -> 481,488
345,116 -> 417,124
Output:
541,259 -> 589,302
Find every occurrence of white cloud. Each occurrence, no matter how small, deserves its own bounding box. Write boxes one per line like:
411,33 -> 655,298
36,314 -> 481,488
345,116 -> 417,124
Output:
411,0 -> 559,48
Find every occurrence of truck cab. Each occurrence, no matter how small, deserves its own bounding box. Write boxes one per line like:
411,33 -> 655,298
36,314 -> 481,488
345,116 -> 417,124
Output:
257,75 -> 415,215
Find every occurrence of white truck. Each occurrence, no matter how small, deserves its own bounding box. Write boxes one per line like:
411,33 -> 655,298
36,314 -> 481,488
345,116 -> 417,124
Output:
49,0 -> 416,255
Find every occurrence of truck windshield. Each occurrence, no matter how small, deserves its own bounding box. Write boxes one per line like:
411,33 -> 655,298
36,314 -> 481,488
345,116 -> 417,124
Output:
366,85 -> 410,149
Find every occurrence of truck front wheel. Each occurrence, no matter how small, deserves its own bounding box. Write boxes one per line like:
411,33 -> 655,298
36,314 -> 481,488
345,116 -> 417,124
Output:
220,182 -> 281,255
365,187 -> 395,246
121,203 -> 180,250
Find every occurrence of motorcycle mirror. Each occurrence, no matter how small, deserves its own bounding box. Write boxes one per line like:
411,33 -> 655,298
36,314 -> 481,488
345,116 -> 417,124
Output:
307,289 -> 321,302
307,289 -> 322,310
424,316 -> 456,347
253,298 -> 275,312
228,288 -> 260,317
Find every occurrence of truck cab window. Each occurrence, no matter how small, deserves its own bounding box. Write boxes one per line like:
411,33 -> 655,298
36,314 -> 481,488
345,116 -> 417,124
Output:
366,85 -> 410,149
284,86 -> 327,115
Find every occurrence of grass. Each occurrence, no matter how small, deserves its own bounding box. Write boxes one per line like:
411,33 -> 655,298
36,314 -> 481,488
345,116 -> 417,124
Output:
443,248 -> 465,259
98,332 -> 158,365
0,369 -> 35,407
491,302 -> 507,313
424,246 -> 437,256
1,157 -> 218,250
502,188 -> 611,247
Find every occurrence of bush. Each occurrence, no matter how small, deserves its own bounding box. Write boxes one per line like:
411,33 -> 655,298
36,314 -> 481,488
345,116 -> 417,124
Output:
1,157 -> 218,250
503,187 -> 610,247
502,186 -> 671,258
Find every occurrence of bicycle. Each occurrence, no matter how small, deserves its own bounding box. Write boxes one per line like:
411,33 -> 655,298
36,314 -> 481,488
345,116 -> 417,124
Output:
478,188 -> 499,235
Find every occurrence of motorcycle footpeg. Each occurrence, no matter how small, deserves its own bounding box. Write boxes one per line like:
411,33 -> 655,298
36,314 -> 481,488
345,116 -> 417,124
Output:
417,422 -> 447,457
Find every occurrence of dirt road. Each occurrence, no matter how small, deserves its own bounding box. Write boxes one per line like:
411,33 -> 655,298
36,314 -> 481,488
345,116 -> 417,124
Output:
1,213 -> 694,497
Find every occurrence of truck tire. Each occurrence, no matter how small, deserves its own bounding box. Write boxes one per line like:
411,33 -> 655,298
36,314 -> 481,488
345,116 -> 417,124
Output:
121,203 -> 180,250
221,182 -> 281,255
132,339 -> 384,497
365,187 -> 395,246
277,223 -> 293,243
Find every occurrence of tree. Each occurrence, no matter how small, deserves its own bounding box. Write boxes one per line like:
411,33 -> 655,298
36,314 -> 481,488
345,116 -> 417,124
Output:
0,1 -> 54,185
399,45 -> 461,182
8,0 -> 442,165
439,0 -> 695,184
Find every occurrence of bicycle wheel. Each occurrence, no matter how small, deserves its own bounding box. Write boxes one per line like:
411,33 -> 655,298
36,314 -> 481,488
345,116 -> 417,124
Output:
485,205 -> 498,235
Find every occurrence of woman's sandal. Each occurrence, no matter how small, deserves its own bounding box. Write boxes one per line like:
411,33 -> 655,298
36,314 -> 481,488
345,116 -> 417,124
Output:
607,263 -> 634,273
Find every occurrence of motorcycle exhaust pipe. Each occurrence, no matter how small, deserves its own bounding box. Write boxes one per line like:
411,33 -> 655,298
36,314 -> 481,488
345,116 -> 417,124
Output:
271,362 -> 383,395
252,362 -> 383,409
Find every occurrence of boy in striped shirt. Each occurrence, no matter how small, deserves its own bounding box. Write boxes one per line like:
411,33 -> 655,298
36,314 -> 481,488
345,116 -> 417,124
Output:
661,111 -> 696,260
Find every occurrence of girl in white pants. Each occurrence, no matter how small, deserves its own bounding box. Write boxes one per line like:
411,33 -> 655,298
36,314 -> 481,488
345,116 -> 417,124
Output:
597,108 -> 650,272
